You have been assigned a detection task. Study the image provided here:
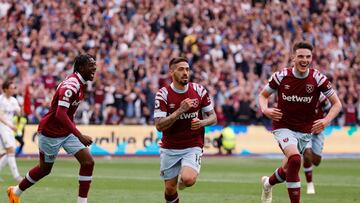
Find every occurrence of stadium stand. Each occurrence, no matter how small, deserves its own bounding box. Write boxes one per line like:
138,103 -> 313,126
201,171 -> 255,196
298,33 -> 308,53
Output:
0,0 -> 359,126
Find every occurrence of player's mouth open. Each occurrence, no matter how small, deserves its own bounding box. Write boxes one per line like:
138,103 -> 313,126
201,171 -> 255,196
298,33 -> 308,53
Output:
300,62 -> 308,67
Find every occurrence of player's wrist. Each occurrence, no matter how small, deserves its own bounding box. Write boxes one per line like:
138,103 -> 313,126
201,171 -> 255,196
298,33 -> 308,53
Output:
260,107 -> 268,114
174,109 -> 183,118
323,117 -> 330,126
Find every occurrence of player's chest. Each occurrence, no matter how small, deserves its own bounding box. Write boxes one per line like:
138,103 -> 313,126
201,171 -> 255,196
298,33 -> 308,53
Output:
279,79 -> 318,104
280,78 -> 318,95
166,94 -> 201,113
71,89 -> 84,107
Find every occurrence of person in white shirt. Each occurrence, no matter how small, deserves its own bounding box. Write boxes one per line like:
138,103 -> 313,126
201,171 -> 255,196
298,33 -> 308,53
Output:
0,80 -> 22,182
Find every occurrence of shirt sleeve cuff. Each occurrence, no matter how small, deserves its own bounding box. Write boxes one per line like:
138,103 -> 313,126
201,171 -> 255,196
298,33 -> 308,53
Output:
202,104 -> 213,113
154,111 -> 167,118
265,84 -> 276,94
58,101 -> 70,108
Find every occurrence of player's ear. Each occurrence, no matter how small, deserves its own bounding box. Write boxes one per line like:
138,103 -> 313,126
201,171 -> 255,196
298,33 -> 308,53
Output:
169,65 -> 174,74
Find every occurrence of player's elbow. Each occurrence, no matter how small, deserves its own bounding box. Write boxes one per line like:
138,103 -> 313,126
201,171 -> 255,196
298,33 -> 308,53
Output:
155,124 -> 164,132
336,100 -> 342,109
212,116 -> 218,125
55,107 -> 68,121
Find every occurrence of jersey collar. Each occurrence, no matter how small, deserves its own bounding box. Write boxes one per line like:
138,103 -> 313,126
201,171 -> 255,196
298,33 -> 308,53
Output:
292,68 -> 309,79
75,72 -> 86,85
170,82 -> 189,94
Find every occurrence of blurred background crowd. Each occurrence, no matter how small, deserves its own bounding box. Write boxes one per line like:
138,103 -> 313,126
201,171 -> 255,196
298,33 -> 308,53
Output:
0,0 -> 359,126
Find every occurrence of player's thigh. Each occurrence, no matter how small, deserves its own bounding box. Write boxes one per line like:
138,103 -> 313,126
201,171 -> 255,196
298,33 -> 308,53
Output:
296,132 -> 312,154
62,134 -> 86,156
273,129 -> 299,155
304,138 -> 313,152
311,133 -> 324,157
160,148 -> 182,180
181,147 -> 202,176
303,148 -> 313,161
38,133 -> 64,163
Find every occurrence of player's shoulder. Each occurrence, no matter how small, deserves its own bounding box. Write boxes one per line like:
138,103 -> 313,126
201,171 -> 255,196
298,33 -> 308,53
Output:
63,74 -> 81,84
311,68 -> 326,77
270,68 -> 291,84
310,68 -> 329,85
155,85 -> 170,103
190,82 -> 204,88
190,82 -> 208,97
10,96 -> 19,103
59,73 -> 81,93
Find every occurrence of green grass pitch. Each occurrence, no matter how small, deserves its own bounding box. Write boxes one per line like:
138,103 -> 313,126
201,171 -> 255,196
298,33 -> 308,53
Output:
0,157 -> 359,202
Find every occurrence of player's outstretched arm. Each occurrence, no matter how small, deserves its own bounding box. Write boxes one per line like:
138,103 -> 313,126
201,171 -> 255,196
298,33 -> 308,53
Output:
258,88 -> 283,121
155,98 -> 193,131
191,109 -> 217,130
311,93 -> 342,134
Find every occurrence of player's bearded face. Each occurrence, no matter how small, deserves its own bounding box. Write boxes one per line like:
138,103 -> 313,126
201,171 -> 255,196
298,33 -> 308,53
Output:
294,48 -> 312,73
172,62 -> 190,86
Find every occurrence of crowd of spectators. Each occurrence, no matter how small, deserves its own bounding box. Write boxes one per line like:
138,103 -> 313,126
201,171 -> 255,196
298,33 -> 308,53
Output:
0,0 -> 359,126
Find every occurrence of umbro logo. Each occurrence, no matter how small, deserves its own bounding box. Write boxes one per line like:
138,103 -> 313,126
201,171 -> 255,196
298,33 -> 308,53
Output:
169,104 -> 175,108
285,85 -> 290,90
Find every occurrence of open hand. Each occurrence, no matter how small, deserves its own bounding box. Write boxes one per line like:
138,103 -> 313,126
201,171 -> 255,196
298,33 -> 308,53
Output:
79,135 -> 93,146
263,108 -> 283,121
311,118 -> 329,134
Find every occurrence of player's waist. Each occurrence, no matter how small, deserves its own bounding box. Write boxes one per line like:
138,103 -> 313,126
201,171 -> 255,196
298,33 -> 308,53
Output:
273,123 -> 312,133
38,129 -> 71,138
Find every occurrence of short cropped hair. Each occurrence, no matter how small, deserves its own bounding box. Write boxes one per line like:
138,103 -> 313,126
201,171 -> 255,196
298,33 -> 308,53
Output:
293,41 -> 313,52
73,54 -> 96,73
2,79 -> 13,90
169,57 -> 189,69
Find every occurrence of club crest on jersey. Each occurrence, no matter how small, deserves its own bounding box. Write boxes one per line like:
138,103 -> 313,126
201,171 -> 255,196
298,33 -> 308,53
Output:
283,137 -> 289,143
306,84 -> 314,93
191,99 -> 199,108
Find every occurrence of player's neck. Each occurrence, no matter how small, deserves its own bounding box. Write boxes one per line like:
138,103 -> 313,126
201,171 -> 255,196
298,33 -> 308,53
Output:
4,94 -> 12,98
292,67 -> 309,79
170,82 -> 188,94
75,72 -> 87,84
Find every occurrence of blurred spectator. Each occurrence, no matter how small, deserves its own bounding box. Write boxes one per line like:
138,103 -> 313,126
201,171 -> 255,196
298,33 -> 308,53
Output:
32,100 -> 50,124
0,0 -> 359,126
344,97 -> 357,126
89,104 -> 104,125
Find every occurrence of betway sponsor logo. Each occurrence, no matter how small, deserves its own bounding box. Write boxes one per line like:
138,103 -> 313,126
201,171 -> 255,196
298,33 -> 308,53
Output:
282,93 -> 313,103
179,111 -> 198,119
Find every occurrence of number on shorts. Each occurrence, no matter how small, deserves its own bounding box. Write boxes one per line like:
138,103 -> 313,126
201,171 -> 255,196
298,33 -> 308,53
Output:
195,154 -> 202,165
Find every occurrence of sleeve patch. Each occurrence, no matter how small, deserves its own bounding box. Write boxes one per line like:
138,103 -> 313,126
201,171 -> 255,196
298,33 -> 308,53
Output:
64,89 -> 73,98
58,101 -> 70,108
